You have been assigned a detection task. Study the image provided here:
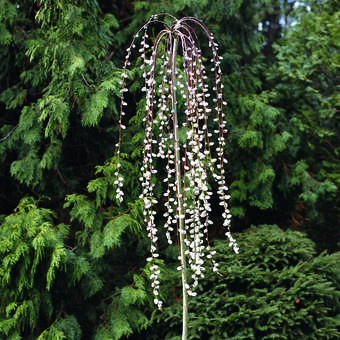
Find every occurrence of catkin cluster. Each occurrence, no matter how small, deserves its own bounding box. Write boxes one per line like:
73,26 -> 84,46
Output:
115,14 -> 238,308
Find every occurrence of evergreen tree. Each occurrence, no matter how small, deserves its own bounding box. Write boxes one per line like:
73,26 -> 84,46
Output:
0,0 -> 121,213
145,225 -> 340,339
267,0 -> 339,250
0,1 -> 151,338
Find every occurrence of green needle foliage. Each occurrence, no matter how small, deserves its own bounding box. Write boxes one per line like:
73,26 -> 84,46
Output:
0,195 -> 151,339
267,0 -> 339,250
147,225 -> 340,339
0,197 -> 82,338
0,0 -> 121,201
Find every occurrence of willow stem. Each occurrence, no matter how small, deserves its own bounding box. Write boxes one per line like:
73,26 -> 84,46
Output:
171,35 -> 188,340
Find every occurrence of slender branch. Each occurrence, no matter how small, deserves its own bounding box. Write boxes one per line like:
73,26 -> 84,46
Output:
56,168 -> 67,185
0,124 -> 18,142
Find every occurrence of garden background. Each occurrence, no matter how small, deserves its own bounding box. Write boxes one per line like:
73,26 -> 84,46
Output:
0,0 -> 339,339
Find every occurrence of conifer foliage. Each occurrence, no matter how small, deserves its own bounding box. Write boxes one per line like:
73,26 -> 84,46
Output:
0,1 -> 150,339
0,197 -> 83,338
267,0 -> 339,249
0,0 -> 121,203
147,226 -> 340,339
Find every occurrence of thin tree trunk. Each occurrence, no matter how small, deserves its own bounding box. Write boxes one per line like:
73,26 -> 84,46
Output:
171,34 -> 188,340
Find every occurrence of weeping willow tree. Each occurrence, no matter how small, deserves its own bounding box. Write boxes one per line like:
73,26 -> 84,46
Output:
115,14 -> 238,339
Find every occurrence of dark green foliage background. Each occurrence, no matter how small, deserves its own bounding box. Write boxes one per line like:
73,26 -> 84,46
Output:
0,0 -> 339,338
145,226 -> 340,339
